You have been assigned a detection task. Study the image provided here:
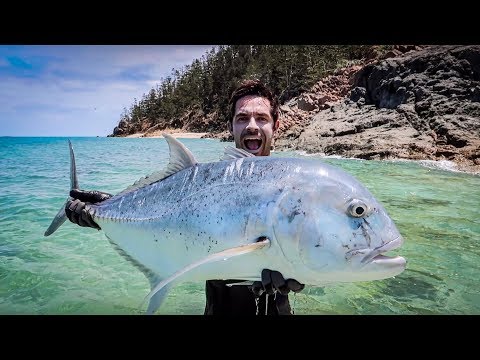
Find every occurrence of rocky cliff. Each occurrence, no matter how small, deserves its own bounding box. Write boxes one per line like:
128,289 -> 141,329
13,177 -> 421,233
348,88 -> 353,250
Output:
272,45 -> 480,173
113,45 -> 480,174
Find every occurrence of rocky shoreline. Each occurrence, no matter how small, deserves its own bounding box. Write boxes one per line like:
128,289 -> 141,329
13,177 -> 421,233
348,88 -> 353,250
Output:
283,45 -> 480,174
119,45 -> 480,175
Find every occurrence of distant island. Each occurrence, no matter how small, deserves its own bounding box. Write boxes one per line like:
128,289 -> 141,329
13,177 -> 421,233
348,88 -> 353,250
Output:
109,45 -> 480,174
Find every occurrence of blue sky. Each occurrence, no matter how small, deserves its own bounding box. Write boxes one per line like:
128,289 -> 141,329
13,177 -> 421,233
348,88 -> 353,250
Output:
0,45 -> 214,136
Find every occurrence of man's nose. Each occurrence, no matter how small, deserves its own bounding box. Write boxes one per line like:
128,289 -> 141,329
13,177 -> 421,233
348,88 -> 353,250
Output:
246,117 -> 259,133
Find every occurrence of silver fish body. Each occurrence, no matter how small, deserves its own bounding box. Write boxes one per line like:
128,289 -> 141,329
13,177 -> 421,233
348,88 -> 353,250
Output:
45,135 -> 406,313
91,155 -> 405,285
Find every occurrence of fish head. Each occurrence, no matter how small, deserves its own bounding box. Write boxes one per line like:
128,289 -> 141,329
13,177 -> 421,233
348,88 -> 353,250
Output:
273,165 -> 406,285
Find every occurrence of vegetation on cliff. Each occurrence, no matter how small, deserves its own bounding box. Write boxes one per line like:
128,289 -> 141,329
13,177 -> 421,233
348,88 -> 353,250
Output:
110,45 -> 480,174
110,45 -> 388,136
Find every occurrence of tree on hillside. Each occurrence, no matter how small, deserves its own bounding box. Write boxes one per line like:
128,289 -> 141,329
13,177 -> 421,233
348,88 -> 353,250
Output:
115,45 -> 377,135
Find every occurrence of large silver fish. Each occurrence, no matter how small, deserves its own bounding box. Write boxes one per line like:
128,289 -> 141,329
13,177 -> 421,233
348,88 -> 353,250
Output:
45,134 -> 406,314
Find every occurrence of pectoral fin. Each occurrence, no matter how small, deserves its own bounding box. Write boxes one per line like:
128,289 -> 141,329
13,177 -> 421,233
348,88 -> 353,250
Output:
141,238 -> 270,312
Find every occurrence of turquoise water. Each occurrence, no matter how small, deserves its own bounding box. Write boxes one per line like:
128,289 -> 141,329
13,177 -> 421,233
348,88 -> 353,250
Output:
1,137 -> 479,315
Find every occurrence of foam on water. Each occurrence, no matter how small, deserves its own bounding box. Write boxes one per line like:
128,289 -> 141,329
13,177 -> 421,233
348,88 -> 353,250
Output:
292,150 -> 478,175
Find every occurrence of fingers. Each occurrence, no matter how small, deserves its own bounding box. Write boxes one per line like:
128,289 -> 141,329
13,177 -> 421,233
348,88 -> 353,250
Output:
65,198 -> 100,229
251,269 -> 305,296
92,190 -> 113,202
66,190 -> 110,230
66,198 -> 86,226
286,279 -> 305,293
251,281 -> 264,297
78,208 -> 100,229
70,189 -> 112,204
70,189 -> 92,203
66,199 -> 82,222
261,269 -> 291,295
261,269 -> 276,295
263,269 -> 305,295
270,270 -> 290,295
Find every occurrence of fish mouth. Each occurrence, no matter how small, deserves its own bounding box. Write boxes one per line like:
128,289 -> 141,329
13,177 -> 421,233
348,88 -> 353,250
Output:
360,236 -> 405,265
242,136 -> 263,154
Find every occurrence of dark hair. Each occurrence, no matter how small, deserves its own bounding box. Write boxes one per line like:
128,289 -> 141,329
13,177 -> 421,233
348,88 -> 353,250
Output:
228,79 -> 279,124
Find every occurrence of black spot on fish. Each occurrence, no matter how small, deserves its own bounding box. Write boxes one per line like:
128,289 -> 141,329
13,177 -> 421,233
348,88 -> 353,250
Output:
288,209 -> 301,223
361,224 -> 371,247
363,218 -> 372,230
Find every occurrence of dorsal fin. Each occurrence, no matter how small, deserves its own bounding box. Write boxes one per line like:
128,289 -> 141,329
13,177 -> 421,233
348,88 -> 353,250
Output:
220,146 -> 256,161
117,133 -> 198,196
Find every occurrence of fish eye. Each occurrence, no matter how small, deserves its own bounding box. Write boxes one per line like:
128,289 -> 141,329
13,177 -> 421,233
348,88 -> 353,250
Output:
348,200 -> 368,218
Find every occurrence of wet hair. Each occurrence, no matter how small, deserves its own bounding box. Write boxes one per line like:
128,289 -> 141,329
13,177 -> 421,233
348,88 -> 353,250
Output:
228,79 -> 279,125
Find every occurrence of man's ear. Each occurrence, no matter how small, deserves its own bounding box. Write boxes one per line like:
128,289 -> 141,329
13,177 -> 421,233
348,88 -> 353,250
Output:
273,119 -> 280,131
227,120 -> 233,134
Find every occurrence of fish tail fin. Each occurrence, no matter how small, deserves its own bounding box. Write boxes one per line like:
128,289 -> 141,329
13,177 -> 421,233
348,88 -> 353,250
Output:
44,140 -> 79,236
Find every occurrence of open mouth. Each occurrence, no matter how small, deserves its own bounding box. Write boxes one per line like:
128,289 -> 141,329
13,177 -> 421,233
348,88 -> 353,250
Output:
243,137 -> 263,152
361,236 -> 405,265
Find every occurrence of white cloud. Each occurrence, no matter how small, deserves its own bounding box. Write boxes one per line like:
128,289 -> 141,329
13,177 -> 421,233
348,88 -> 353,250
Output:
0,45 -> 214,136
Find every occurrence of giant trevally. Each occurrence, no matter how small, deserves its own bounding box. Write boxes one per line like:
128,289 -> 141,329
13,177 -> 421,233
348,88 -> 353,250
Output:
44,134 -> 406,314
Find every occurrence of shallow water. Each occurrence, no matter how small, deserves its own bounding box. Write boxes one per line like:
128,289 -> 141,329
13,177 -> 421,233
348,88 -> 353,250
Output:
1,137 -> 478,314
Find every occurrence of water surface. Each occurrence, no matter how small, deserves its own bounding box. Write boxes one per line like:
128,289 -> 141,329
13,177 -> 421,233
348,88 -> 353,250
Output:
1,137 -> 478,314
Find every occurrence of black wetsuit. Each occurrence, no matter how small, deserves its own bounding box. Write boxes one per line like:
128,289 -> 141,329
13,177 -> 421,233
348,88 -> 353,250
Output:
204,280 -> 292,315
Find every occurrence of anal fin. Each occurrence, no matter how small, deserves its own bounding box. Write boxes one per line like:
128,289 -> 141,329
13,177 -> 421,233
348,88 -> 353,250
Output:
141,238 -> 270,312
145,274 -> 171,315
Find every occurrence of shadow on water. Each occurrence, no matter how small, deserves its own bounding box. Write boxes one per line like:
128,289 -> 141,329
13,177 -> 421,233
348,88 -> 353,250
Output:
387,197 -> 452,211
305,287 -> 326,297
378,268 -> 461,314
381,273 -> 441,302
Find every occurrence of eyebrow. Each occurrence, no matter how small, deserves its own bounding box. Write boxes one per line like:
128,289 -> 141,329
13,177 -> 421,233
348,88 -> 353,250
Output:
235,111 -> 271,118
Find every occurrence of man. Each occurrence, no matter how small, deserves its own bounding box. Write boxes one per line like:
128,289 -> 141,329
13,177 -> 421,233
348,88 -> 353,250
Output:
65,79 -> 304,315
203,79 -> 304,315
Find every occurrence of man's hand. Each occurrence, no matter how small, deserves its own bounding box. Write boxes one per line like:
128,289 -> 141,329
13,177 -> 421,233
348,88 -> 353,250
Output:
250,269 -> 305,297
65,189 -> 112,229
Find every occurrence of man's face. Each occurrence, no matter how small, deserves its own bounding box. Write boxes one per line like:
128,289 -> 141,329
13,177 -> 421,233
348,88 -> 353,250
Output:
230,95 -> 279,156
